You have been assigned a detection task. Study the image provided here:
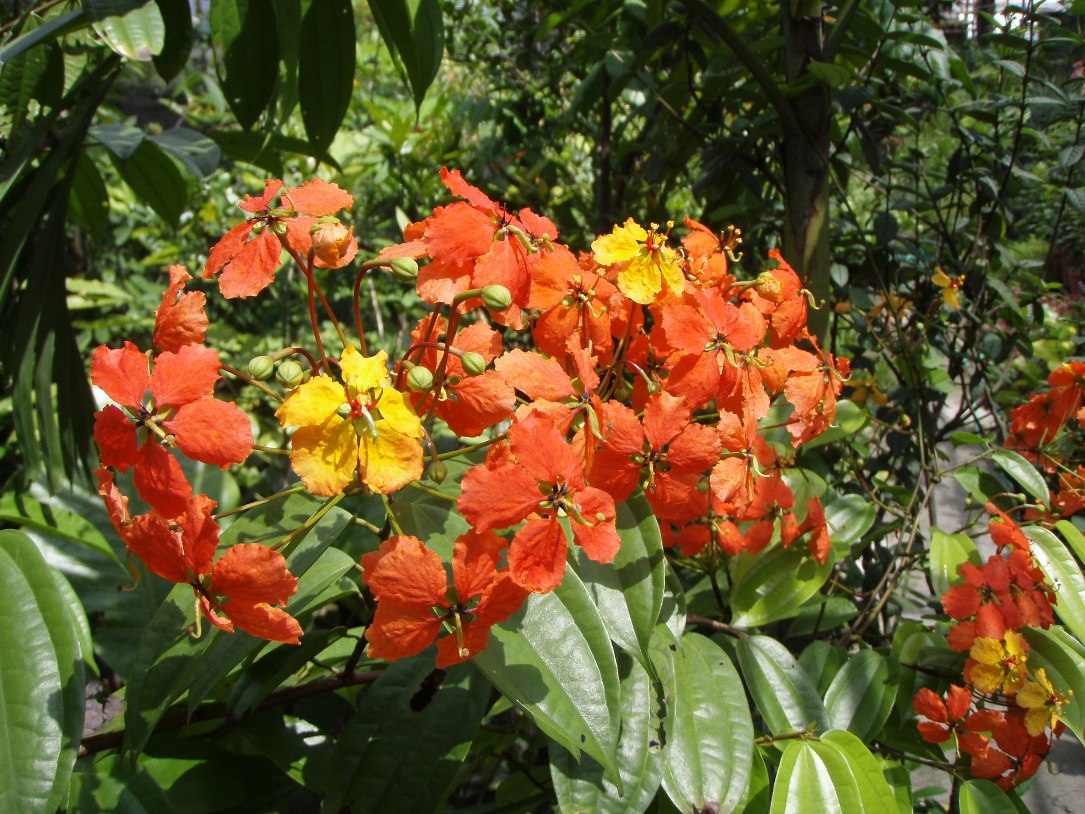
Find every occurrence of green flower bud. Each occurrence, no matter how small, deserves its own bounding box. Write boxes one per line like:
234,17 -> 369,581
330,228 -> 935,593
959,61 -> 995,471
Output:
336,402 -> 353,418
389,256 -> 419,281
276,359 -> 305,389
460,352 -> 487,376
247,355 -> 275,381
428,460 -> 449,484
406,366 -> 435,392
480,284 -> 512,311
270,219 -> 289,237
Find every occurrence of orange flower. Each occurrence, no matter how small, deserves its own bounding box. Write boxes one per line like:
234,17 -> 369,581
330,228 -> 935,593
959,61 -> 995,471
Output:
153,265 -> 208,352
362,532 -> 528,667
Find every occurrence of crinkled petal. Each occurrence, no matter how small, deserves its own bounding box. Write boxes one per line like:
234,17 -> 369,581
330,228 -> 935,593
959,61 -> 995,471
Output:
211,543 -> 298,605
150,344 -> 222,408
219,230 -> 282,298
222,600 -> 302,644
366,535 -> 448,607
375,386 -> 422,439
133,442 -> 192,518
284,179 -> 353,216
154,265 -> 208,352
204,221 -> 253,278
168,399 -> 253,468
92,341 -> 149,407
569,487 -> 620,564
238,179 -> 284,213
452,530 -> 506,601
94,405 -> 139,471
276,375 -> 344,428
126,512 -> 189,583
359,419 -> 423,494
508,516 -> 568,593
367,600 -> 442,661
288,416 -> 358,496
458,462 -> 543,532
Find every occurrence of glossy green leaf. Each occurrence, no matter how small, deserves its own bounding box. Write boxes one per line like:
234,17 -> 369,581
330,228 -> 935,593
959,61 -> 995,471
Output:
150,127 -> 222,177
819,730 -> 899,809
67,754 -> 177,813
91,0 -> 165,60
952,465 -> 1006,506
551,650 -> 667,814
1025,526 -> 1085,644
0,10 -> 87,65
112,140 -> 188,226
823,493 -> 876,549
930,527 -> 980,599
370,0 -> 445,109
0,489 -> 120,564
734,746 -> 770,814
1022,626 -> 1085,743
298,0 -> 355,152
50,566 -> 97,678
823,649 -> 897,741
473,566 -> 622,788
210,0 -> 280,129
959,779 -> 1029,814
0,531 -> 84,814
798,640 -> 846,697
89,122 -> 145,158
730,544 -> 833,628
991,449 -> 1049,505
572,489 -> 665,670
320,656 -> 491,812
1055,519 -> 1085,562
662,633 -> 754,814
152,0 -> 194,80
770,731 -> 895,813
737,635 -> 829,736
659,559 -> 688,642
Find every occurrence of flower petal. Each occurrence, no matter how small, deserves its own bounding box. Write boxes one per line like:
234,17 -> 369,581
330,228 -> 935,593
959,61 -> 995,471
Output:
91,341 -> 149,407
150,345 -> 222,408
211,543 -> 298,605
167,399 -> 253,468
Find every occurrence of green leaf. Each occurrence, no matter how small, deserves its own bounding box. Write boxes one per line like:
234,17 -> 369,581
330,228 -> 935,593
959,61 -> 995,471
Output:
208,128 -> 341,173
1055,519 -> 1085,562
806,61 -> 851,88
737,635 -> 829,737
991,449 -> 1049,505
770,731 -> 896,813
0,10 -> 87,64
0,490 -> 121,564
952,465 -> 1006,505
823,650 -> 897,741
823,493 -> 876,549
473,566 -> 622,788
571,489 -> 665,670
152,0 -> 194,80
69,152 -> 110,234
551,650 -> 667,814
319,656 -> 492,812
661,633 -> 754,813
0,531 -> 85,814
1021,626 -> 1085,743
819,730 -> 900,809
298,0 -> 355,153
89,122 -> 145,158
798,640 -> 846,697
91,0 -> 165,60
929,527 -> 980,599
1025,526 -> 1085,644
112,140 -> 188,225
959,779 -> 1029,814
150,128 -> 222,177
729,544 -> 833,627
369,0 -> 445,110
210,0 -> 280,129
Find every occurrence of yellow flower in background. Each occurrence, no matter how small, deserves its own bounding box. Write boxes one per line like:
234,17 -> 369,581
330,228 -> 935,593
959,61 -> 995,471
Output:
968,630 -> 1028,696
1017,668 -> 1073,736
592,218 -> 684,305
932,267 -> 966,310
276,347 -> 423,496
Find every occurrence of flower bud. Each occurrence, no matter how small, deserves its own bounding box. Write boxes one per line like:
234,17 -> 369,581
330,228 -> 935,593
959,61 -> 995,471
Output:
460,352 -> 487,376
428,460 -> 449,484
406,366 -> 435,392
310,221 -> 355,268
276,359 -> 305,389
753,271 -> 783,303
389,256 -> 419,281
336,402 -> 353,418
480,285 -> 512,311
247,355 -> 275,381
270,219 -> 289,237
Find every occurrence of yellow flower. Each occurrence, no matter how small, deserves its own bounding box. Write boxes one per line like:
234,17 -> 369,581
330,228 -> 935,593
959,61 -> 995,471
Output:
968,631 -> 1028,696
1017,668 -> 1073,736
591,218 -> 684,305
932,267 -> 965,310
276,347 -> 423,495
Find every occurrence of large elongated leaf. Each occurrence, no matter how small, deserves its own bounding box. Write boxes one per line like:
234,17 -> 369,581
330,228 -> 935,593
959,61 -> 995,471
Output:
112,140 -> 188,225
769,730 -> 895,813
959,779 -> 1029,814
551,648 -> 669,814
298,0 -> 355,152
992,449 -> 1049,505
0,490 -> 120,563
572,489 -> 665,671
472,566 -> 622,788
823,649 -> 897,741
319,656 -> 491,813
737,635 -> 829,736
369,0 -> 444,109
1025,526 -> 1085,644
90,0 -> 165,60
730,545 -> 833,628
152,0 -> 194,80
662,633 -> 754,814
0,531 -> 85,814
150,128 -> 221,177
930,527 -> 979,599
210,0 -> 279,129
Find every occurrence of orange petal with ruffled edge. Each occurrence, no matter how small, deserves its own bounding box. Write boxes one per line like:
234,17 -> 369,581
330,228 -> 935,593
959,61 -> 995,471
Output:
167,399 -> 252,468
133,442 -> 192,518
424,202 -> 494,266
175,494 -> 220,577
289,417 -> 358,496
238,179 -> 284,213
367,600 -> 442,661
508,516 -> 568,593
365,535 -> 447,608
125,512 -> 188,583
440,167 -> 499,214
92,342 -> 149,407
569,487 -> 619,564
219,230 -> 282,298
211,543 -> 297,605
221,600 -> 302,644
438,372 -> 516,438
204,221 -> 253,278
94,405 -> 138,470
459,462 -> 543,532
494,349 -> 575,403
451,530 -> 506,601
94,468 -> 131,538
509,410 -> 583,487
154,265 -> 208,353
284,178 -> 353,216
150,344 -> 222,408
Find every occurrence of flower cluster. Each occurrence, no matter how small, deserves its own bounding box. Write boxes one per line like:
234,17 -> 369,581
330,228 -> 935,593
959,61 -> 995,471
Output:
91,266 -> 300,643
915,505 -> 1070,789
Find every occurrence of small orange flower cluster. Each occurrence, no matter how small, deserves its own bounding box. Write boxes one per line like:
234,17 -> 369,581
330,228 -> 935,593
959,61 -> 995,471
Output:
1008,360 -> 1085,514
92,265 -> 301,644
915,506 -> 1070,789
